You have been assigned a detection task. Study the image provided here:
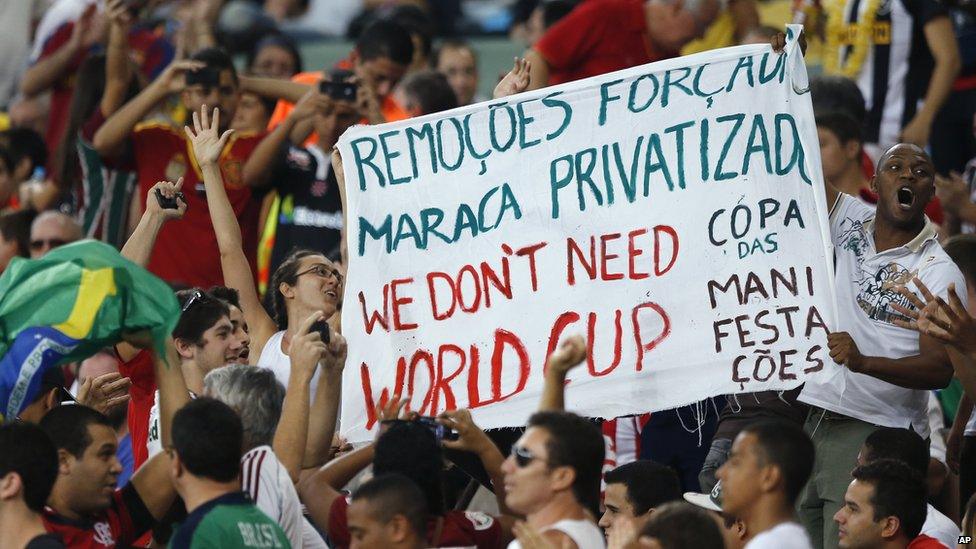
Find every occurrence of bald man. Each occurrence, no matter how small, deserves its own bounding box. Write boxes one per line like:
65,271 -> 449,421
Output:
29,211 -> 81,258
797,143 -> 966,549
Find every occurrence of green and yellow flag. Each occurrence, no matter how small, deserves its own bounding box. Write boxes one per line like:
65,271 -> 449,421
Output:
0,241 -> 179,421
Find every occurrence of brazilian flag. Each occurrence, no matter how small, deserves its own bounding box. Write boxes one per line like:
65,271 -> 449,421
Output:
0,241 -> 180,421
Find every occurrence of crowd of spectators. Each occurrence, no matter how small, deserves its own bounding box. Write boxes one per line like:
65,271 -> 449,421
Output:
1,0 -> 976,548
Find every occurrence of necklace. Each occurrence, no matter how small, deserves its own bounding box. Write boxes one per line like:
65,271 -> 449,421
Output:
824,0 -> 882,78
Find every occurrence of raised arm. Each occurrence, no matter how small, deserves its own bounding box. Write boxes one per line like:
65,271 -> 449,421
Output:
900,17 -> 960,147
298,443 -> 375,532
93,59 -> 204,158
117,179 -> 187,362
303,327 -> 347,468
130,338 -> 187,520
539,335 -> 586,411
242,88 -> 325,188
273,311 -> 326,483
21,5 -> 98,97
494,57 -> 532,100
440,409 -> 520,543
184,105 -> 278,355
240,75 -> 312,104
524,49 -> 550,91
101,0 -> 135,117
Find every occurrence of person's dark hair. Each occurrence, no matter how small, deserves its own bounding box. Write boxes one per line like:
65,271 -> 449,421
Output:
0,209 -> 34,260
541,0 -> 579,28
352,474 -> 428,538
400,70 -> 458,115
810,75 -> 866,124
190,47 -> 239,85
0,146 -> 13,177
851,459 -> 927,539
815,110 -> 863,146
54,54 -> 139,190
431,39 -> 476,68
943,235 -> 976,286
388,5 -> 433,60
1,128 -> 46,176
373,420 -> 445,516
173,289 -> 231,347
39,404 -> 113,458
207,286 -> 242,310
527,411 -> 604,511
246,32 -> 303,76
739,419 -> 814,505
862,428 -> 929,478
172,397 -> 243,483
604,460 -> 681,515
0,422 -> 58,512
639,502 -> 725,549
355,20 -> 414,66
269,249 -> 322,329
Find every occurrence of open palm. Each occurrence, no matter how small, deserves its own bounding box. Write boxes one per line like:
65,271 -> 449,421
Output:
184,105 -> 233,166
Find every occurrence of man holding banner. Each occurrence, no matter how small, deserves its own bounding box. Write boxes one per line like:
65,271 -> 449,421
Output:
797,143 -> 967,549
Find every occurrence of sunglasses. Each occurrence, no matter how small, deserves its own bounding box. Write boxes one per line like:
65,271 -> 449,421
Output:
29,238 -> 67,251
181,289 -> 208,313
512,444 -> 546,468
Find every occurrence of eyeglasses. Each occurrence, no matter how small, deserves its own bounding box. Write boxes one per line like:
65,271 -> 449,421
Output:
29,238 -> 67,251
296,263 -> 344,284
512,444 -> 546,468
181,289 -> 206,313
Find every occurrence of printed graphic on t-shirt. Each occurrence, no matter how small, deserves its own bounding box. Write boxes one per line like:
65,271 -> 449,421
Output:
853,262 -> 917,324
839,220 -> 870,258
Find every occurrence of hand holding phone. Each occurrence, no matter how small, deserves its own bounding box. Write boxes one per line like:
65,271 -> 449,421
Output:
154,188 -> 185,210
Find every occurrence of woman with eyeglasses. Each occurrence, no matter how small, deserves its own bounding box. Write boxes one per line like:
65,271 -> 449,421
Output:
185,105 -> 346,470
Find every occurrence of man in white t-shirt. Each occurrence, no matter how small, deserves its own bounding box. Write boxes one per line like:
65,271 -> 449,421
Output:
798,143 -> 966,549
144,289 -> 243,458
716,420 -> 815,549
503,411 -> 607,549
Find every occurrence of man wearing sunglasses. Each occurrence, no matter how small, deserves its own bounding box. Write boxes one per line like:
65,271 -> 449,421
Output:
29,211 -> 80,258
502,411 -> 606,549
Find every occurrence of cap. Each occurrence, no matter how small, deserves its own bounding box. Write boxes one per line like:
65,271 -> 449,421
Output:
683,480 -> 723,512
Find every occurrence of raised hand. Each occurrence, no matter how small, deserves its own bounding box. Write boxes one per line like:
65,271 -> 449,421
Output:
157,59 -> 206,94
146,178 -> 187,220
106,0 -> 132,28
77,372 -> 132,414
292,87 -> 331,121
893,278 -> 976,353
319,327 -> 347,374
935,172 -> 970,216
184,105 -> 234,167
438,409 -> 493,454
494,57 -> 531,99
546,334 -> 587,377
290,312 -> 328,381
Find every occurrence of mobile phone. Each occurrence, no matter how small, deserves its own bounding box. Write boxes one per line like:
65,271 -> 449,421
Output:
154,189 -> 185,210
416,416 -> 459,442
319,70 -> 358,102
185,67 -> 220,88
310,319 -> 331,344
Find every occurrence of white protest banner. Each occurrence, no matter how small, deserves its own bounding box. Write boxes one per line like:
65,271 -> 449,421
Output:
338,28 -> 837,442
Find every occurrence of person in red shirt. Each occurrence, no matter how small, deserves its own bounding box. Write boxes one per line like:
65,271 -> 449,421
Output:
21,1 -> 173,166
525,0 -> 720,90
39,339 -> 189,549
94,48 -> 267,288
299,411 -> 514,548
834,460 -> 935,549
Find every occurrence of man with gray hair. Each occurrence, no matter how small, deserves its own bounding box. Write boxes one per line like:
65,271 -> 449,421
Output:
204,364 -> 324,548
29,210 -> 80,258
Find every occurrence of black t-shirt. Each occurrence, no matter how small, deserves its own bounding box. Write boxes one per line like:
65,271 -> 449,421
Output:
269,143 -> 343,273
25,534 -> 66,549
